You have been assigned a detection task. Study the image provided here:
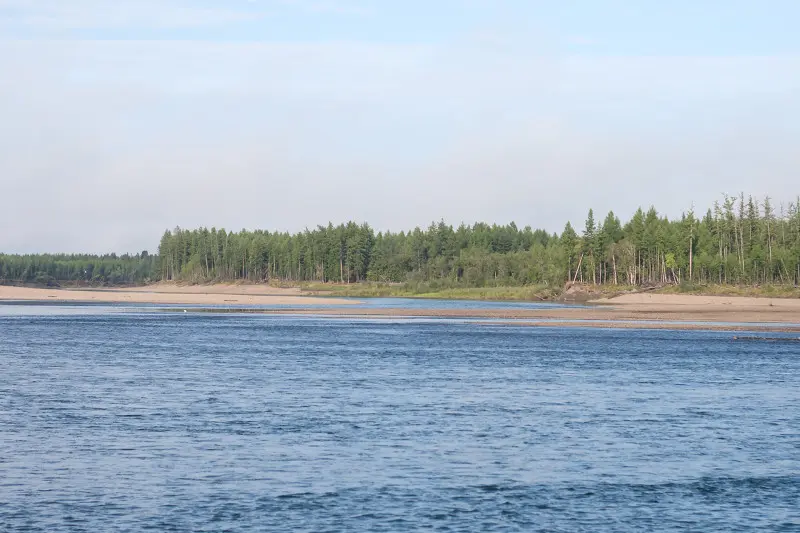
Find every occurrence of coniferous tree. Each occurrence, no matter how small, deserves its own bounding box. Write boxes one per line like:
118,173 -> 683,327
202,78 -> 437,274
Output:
3,193 -> 800,290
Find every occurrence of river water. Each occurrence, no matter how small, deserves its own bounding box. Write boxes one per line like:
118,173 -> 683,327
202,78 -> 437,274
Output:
1,305 -> 798,531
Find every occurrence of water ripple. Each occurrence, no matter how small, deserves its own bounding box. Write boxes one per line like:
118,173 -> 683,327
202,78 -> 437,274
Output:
1,313 -> 798,532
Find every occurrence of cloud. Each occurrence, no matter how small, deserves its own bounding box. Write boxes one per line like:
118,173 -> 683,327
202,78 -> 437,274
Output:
565,35 -> 597,46
0,0 -> 266,34
0,0 -> 371,34
0,0 -> 372,35
277,0 -> 372,16
0,38 -> 798,253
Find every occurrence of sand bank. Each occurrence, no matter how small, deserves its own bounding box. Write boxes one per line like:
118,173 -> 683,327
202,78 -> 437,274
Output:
590,292 -> 800,309
480,321 -> 800,333
172,308 -> 800,332
0,284 -> 355,306
237,305 -> 800,324
2,286 -> 800,330
171,292 -> 800,331
107,283 -> 303,296
190,291 -> 800,329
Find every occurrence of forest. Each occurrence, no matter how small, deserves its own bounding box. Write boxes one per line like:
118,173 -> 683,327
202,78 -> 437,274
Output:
2,194 -> 800,289
0,252 -> 157,286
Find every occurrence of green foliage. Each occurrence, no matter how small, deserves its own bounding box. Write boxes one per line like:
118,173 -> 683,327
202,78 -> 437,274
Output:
660,283 -> 800,299
302,281 -> 562,301
3,193 -> 800,291
153,221 -> 571,287
151,193 -> 800,289
0,252 -> 156,285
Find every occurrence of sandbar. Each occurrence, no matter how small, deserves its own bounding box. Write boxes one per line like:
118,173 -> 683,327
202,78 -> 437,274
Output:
0,284 -> 356,306
3,285 -> 800,330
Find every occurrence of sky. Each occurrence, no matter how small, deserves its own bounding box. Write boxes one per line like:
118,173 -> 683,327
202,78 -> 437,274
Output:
1,1 -> 799,253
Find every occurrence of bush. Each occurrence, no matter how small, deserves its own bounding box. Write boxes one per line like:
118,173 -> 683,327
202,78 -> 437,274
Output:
33,272 -> 59,287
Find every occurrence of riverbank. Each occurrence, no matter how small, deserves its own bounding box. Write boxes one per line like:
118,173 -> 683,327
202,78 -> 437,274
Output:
300,283 -> 565,301
193,299 -> 800,331
0,284 -> 357,306
301,281 -> 800,302
3,284 -> 800,331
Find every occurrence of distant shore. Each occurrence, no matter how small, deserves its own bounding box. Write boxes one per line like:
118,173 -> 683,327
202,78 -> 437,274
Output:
2,283 -> 800,331
0,284 -> 357,306
191,294 -> 800,332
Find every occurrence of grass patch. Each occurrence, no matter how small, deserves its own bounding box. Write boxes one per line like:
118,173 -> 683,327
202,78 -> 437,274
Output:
298,282 -> 561,301
299,281 -> 800,301
658,283 -> 800,298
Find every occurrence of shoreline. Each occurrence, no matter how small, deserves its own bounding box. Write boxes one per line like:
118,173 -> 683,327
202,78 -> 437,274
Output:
157,308 -> 800,333
0,284 -> 358,306
170,306 -> 800,331
3,284 -> 800,331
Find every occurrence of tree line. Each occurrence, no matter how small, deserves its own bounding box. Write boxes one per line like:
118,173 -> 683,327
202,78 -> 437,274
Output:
157,193 -> 800,287
0,252 -> 156,286
3,194 -> 800,288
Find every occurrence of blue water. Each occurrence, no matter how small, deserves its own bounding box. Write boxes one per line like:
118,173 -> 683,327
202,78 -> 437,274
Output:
1,307 -> 798,532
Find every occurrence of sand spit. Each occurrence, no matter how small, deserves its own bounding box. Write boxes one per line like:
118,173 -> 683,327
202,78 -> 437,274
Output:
3,285 -> 800,330
174,303 -> 800,331
107,283 -> 304,296
0,284 -> 356,306
478,321 -> 800,333
231,292 -> 800,324
590,292 -> 800,309
171,309 -> 800,332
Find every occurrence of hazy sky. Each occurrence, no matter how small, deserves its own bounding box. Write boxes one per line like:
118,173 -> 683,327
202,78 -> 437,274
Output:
2,1 -> 799,253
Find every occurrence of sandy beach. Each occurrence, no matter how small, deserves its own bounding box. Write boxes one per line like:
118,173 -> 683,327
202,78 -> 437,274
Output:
2,284 -> 800,330
0,284 -> 356,306
234,304 -> 800,332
